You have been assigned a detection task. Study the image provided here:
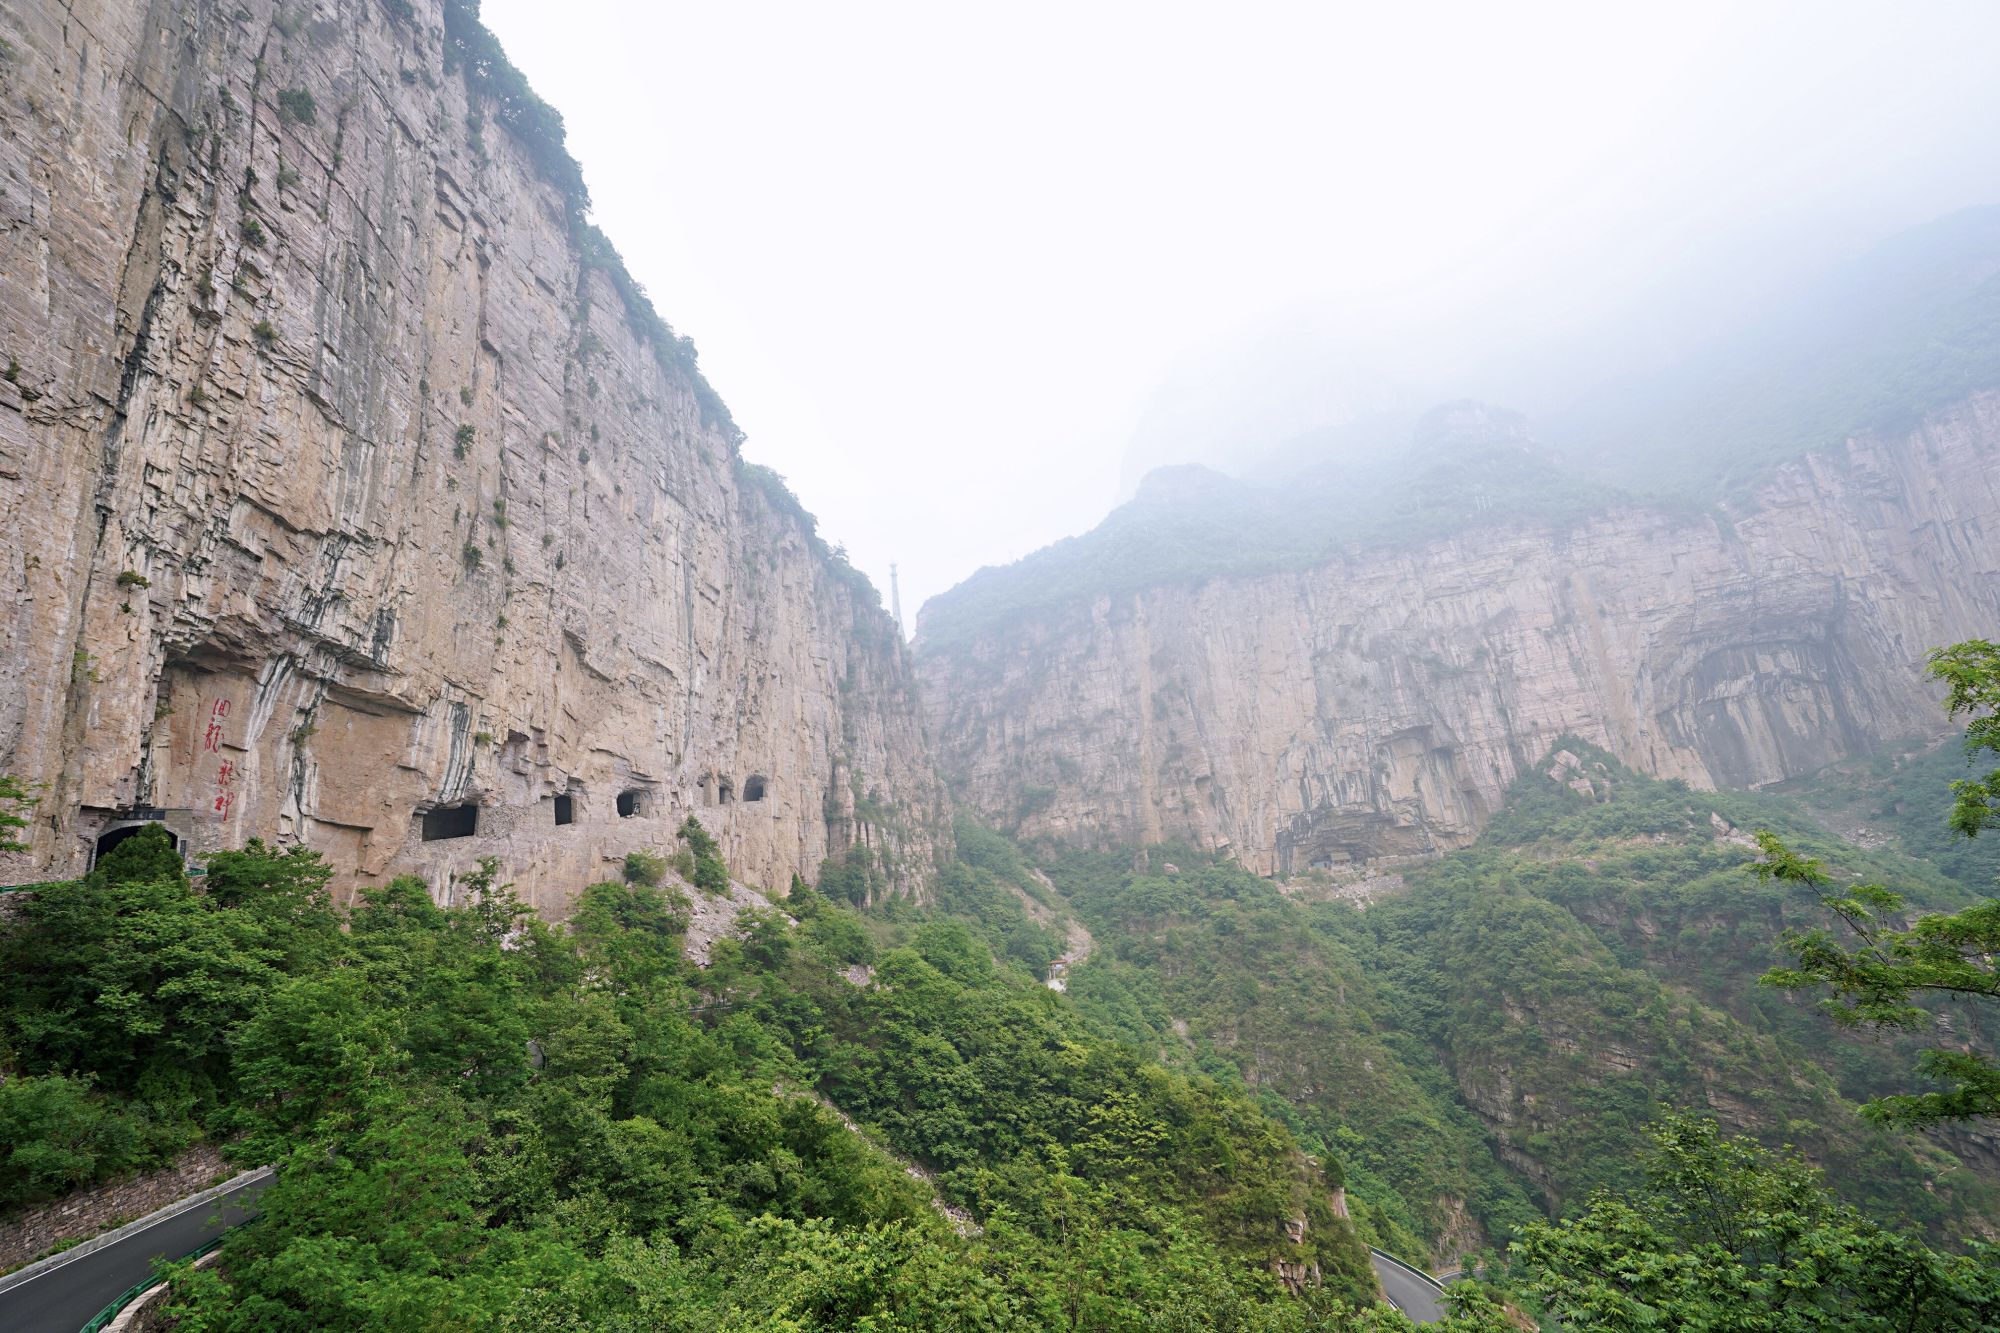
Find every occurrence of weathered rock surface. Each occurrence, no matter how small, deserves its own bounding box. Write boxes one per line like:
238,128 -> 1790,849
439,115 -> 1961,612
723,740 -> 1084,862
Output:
0,0 -> 946,908
920,394 -> 2000,872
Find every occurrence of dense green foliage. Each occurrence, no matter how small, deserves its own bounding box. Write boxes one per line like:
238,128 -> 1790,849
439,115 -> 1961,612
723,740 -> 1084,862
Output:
928,812 -> 1068,974
0,833 -> 341,1209
1929,640 -> 2000,842
2,829 -> 1405,1327
1751,640 -> 2000,1128
0,1072 -> 153,1211
1048,742 -> 2000,1263
11,733 -> 1993,1324
676,816 -> 729,896
1050,849 -> 1538,1263
1512,1112 -> 2000,1331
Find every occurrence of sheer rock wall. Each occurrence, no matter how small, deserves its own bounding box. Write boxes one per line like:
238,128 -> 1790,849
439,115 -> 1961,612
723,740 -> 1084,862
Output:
0,0 -> 946,909
919,395 -> 2000,874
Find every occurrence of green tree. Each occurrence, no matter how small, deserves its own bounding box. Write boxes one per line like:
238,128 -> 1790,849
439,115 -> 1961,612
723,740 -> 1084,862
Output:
201,839 -> 343,972
0,774 -> 37,854
621,849 -> 665,887
0,1074 -> 144,1208
1513,1112 -> 2000,1331
227,971 -> 400,1160
1928,639 -> 2000,837
1754,638 -> 2000,1125
677,816 -> 729,894
2,827 -> 280,1095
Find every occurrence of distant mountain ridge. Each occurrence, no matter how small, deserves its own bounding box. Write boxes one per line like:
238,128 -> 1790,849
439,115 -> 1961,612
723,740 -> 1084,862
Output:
919,391 -> 2000,872
918,206 -> 2000,651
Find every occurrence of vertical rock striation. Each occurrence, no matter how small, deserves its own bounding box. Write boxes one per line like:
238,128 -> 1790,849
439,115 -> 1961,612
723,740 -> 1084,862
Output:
0,0 -> 946,907
919,395 -> 2000,873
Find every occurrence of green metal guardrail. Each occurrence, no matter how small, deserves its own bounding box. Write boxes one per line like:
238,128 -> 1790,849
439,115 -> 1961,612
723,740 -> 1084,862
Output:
77,1220 -> 253,1333
1369,1247 -> 1448,1292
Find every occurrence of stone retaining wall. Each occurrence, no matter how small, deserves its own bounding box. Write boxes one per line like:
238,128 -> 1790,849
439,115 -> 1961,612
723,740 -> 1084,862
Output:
0,1144 -> 231,1274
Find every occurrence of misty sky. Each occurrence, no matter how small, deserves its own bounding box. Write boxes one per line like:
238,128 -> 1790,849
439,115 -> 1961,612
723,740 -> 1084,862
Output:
480,0 -> 2000,626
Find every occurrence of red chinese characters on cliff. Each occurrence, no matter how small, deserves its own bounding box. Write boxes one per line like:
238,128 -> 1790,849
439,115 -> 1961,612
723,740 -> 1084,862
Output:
205,699 -> 236,818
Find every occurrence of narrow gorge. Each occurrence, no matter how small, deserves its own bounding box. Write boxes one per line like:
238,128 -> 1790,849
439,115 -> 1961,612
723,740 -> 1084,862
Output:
2,3 -> 1997,1328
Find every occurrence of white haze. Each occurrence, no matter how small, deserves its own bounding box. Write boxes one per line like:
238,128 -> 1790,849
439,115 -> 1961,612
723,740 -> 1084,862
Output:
480,0 -> 2000,626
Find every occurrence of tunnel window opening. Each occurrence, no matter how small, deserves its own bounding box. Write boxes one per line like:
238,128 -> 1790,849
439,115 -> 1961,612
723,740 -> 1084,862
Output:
742,775 -> 767,802
93,822 -> 179,866
553,794 -> 574,826
717,777 -> 735,804
421,804 -> 479,841
617,790 -> 641,819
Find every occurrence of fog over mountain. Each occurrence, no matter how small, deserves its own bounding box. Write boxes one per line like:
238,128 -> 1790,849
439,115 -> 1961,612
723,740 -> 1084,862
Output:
1118,203 -> 2000,498
478,0 -> 2000,622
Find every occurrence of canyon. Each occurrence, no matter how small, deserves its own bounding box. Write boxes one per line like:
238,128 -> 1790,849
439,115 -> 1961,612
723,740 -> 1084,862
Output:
2,0 -> 1996,914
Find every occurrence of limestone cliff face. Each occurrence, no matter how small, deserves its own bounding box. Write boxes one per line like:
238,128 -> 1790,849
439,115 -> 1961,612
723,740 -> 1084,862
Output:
919,394 -> 2000,873
0,0 -> 946,908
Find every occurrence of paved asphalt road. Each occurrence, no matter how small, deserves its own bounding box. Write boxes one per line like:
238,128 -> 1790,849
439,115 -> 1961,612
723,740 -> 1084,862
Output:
1372,1250 -> 1447,1323
4,1181 -> 1435,1330
0,1178 -> 264,1333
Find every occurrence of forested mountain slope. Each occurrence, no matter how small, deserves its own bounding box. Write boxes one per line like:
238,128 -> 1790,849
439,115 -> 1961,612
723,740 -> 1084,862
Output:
1045,740 -> 2000,1267
1,825 -> 1389,1328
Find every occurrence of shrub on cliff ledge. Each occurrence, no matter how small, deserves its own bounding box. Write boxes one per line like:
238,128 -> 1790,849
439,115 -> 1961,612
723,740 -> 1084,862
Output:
623,849 -> 666,888
0,774 -> 36,852
677,816 -> 729,895
442,0 -> 585,206
275,88 -> 316,125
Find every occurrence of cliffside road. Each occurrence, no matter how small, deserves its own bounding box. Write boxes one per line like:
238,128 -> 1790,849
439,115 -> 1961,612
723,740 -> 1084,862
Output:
1371,1249 -> 1447,1323
0,1174 -> 266,1333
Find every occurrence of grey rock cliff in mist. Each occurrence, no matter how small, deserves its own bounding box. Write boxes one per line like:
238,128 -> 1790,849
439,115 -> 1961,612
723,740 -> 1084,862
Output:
919,394 -> 2000,874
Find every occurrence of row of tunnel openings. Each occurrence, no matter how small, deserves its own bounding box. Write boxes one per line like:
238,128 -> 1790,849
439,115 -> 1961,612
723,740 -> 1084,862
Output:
419,774 -> 769,842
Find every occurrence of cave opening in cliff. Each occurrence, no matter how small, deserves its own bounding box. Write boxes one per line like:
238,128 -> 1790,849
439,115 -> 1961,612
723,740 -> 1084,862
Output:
553,793 -> 574,826
421,803 -> 480,841
717,777 -> 735,804
93,822 -> 179,866
743,774 -> 767,802
617,790 -> 641,818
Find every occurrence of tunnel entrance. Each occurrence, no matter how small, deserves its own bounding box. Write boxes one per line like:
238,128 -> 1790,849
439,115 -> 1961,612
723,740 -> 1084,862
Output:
617,790 -> 641,818
743,774 -> 767,802
421,804 -> 480,841
717,777 -> 734,804
553,793 -> 575,826
93,822 -> 180,867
